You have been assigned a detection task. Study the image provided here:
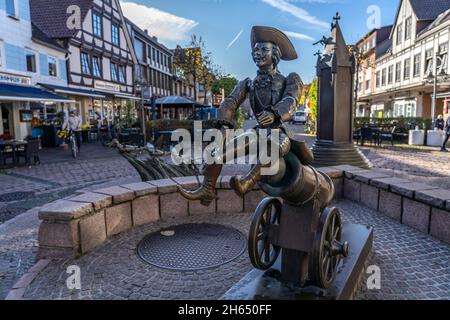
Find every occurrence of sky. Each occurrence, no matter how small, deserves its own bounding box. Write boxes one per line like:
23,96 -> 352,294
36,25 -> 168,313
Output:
120,0 -> 400,83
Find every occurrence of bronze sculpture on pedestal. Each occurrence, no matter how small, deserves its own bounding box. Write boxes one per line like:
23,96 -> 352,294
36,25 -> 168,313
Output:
179,26 -> 349,289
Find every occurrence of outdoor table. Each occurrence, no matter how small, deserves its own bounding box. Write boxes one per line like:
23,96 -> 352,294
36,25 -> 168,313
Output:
427,130 -> 445,147
408,130 -> 425,146
0,140 -> 28,166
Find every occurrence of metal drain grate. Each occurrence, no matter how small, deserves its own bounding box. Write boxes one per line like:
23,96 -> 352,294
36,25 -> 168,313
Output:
137,224 -> 246,271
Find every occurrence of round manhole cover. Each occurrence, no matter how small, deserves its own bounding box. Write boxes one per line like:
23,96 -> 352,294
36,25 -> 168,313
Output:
137,224 -> 246,271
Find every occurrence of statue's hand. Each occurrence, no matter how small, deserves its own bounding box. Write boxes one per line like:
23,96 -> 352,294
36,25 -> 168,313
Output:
257,111 -> 276,127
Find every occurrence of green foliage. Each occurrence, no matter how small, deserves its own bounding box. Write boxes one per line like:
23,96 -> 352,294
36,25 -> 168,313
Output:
306,79 -> 318,134
234,109 -> 245,129
212,75 -> 239,97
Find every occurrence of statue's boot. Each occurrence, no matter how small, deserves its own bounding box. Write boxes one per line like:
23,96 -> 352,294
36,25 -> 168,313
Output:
230,134 -> 292,197
178,163 -> 222,207
230,164 -> 263,197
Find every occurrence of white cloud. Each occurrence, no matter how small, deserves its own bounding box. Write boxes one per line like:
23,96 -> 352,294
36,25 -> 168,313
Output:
283,31 -> 314,41
262,0 -> 329,29
121,1 -> 198,43
227,29 -> 244,50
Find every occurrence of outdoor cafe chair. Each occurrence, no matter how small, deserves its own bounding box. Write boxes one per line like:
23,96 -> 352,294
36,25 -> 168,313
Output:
17,139 -> 41,166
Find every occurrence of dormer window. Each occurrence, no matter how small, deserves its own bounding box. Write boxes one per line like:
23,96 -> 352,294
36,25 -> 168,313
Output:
396,24 -> 402,45
405,17 -> 412,40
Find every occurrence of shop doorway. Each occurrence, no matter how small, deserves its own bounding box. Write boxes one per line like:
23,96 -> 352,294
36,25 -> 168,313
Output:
1,104 -> 13,138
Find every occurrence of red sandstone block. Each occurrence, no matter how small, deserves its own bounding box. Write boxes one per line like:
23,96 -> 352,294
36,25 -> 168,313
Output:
69,192 -> 112,211
378,190 -> 402,221
430,208 -> 450,245
217,190 -> 244,214
39,200 -> 93,221
189,199 -> 216,215
343,178 -> 361,202
244,190 -> 266,212
38,220 -> 80,249
122,182 -> 157,197
132,195 -> 160,226
360,183 -> 379,211
402,198 -> 431,233
105,203 -> 132,236
160,192 -> 189,219
79,211 -> 107,253
95,186 -> 135,204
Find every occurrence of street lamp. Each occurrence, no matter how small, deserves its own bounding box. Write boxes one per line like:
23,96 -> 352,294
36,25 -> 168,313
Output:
134,79 -> 148,145
426,51 -> 449,125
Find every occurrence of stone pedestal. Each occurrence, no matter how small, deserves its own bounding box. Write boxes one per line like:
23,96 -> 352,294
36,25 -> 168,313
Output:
312,141 -> 371,169
221,223 -> 373,300
427,130 -> 445,147
409,130 -> 425,146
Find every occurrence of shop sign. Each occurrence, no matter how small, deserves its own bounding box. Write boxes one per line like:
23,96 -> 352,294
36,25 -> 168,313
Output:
94,80 -> 120,92
0,73 -> 31,85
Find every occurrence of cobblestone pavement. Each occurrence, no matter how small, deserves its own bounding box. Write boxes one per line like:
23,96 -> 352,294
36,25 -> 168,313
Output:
360,146 -> 450,190
0,207 -> 40,300
0,143 -> 141,224
20,200 -> 450,300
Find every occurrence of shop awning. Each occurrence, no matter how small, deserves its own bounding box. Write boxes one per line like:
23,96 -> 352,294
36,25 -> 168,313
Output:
94,89 -> 140,100
154,96 -> 204,107
0,83 -> 75,103
38,83 -> 106,99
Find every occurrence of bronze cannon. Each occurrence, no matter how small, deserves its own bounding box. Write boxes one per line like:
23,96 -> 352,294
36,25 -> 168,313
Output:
248,139 -> 349,289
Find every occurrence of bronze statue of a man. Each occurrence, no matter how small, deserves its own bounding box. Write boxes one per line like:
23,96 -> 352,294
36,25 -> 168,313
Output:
179,26 -> 312,205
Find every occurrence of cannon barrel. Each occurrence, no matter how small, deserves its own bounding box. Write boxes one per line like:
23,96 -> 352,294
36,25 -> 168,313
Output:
260,152 -> 334,209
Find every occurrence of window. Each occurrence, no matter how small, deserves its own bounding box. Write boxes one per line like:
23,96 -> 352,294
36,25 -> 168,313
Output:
118,65 -> 125,83
93,56 -> 101,77
405,17 -> 412,40
404,58 -> 411,80
26,52 -> 36,73
395,62 -> 401,82
425,49 -> 434,75
388,65 -> 393,84
437,43 -> 448,74
365,79 -> 370,91
0,41 -> 4,68
381,68 -> 386,86
134,38 -> 145,62
152,48 -> 156,62
48,57 -> 57,77
396,24 -> 402,45
413,54 -> 421,77
372,37 -> 376,48
376,71 -> 381,88
112,24 -> 120,46
92,13 -> 103,38
6,0 -> 18,18
81,52 -> 91,75
111,63 -> 118,82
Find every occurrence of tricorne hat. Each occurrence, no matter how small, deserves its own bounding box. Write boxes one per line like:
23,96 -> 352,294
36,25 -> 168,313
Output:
251,26 -> 298,61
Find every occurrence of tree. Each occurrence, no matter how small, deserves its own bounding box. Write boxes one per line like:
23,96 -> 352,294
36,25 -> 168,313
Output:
307,79 -> 318,134
212,75 -> 238,97
173,35 -> 219,104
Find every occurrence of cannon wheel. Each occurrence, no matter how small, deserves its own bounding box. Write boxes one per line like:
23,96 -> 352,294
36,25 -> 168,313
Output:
248,197 -> 282,270
310,207 -> 347,289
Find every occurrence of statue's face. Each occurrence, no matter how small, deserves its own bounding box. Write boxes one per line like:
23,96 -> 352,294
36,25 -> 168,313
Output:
252,42 -> 274,68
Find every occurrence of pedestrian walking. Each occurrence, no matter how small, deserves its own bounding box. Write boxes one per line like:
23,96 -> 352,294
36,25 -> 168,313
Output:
441,116 -> 450,152
435,115 -> 445,131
